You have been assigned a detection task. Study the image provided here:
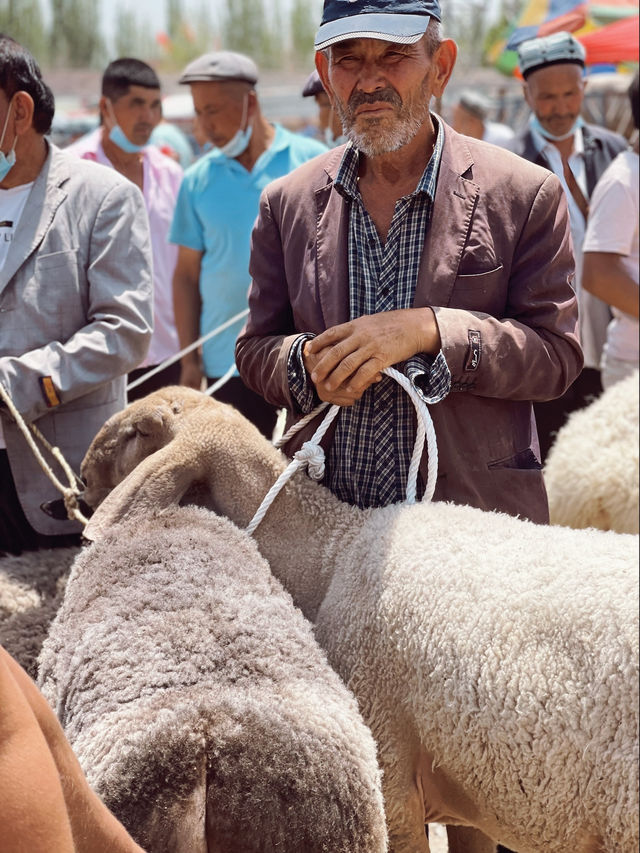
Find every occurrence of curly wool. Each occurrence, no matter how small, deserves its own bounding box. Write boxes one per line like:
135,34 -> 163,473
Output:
0,546 -> 77,677
38,506 -> 387,853
545,371 -> 639,534
81,388 -> 639,853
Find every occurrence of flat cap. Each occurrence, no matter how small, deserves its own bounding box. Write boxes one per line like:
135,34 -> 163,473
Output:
179,51 -> 259,86
315,0 -> 441,51
302,70 -> 326,98
518,31 -> 586,79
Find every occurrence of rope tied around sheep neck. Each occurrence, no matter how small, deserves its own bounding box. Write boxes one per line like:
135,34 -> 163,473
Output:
0,382 -> 89,526
246,366 -> 438,536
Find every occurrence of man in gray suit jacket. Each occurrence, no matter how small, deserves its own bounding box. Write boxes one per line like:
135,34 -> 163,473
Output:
0,36 -> 153,555
236,0 -> 582,527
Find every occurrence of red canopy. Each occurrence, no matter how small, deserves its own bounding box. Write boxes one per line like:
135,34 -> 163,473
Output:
579,15 -> 640,63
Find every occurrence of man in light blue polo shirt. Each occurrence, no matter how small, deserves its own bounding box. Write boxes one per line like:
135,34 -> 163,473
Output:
170,50 -> 326,437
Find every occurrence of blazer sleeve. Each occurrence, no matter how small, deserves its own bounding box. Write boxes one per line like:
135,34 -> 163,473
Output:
235,188 -> 302,409
433,172 -> 583,401
0,180 -> 153,424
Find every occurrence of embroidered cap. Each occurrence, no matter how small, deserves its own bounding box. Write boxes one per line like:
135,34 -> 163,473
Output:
315,0 -> 441,51
179,51 -> 259,86
518,32 -> 586,79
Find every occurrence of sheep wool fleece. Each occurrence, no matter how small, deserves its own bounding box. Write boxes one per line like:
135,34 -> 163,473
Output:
38,506 -> 387,853
80,388 -> 640,853
545,370 -> 639,534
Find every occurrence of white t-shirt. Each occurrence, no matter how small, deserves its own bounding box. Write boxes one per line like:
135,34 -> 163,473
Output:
583,150 -> 639,363
0,181 -> 33,449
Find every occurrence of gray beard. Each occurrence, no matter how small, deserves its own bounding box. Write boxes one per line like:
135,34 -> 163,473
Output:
335,87 -> 431,157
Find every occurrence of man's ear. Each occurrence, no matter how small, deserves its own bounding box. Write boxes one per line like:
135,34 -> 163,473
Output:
430,39 -> 457,99
315,50 -> 334,103
12,91 -> 35,137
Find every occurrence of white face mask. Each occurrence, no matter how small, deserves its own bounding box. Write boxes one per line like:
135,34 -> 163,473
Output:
216,95 -> 253,159
0,99 -> 17,181
529,113 -> 585,143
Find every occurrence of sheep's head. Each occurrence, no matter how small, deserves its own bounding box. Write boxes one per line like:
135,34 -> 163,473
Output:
80,386 -> 205,509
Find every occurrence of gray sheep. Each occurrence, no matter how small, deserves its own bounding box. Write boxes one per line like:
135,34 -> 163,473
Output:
38,505 -> 387,853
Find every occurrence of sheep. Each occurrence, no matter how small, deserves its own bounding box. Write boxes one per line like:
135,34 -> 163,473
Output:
545,370 -> 639,534
80,387 -> 640,853
0,546 -> 78,677
37,504 -> 388,853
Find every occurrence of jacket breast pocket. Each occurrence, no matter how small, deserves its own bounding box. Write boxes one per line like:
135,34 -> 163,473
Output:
450,264 -> 506,313
25,249 -> 86,338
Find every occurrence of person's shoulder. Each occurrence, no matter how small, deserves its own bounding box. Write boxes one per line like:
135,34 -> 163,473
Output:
179,149 -> 223,192
583,122 -> 628,153
145,144 -> 184,177
263,145 -> 342,200
445,125 -> 551,184
278,125 -> 328,158
51,146 -> 143,205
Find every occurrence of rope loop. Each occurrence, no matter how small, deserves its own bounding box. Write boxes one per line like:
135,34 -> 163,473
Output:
246,368 -> 438,535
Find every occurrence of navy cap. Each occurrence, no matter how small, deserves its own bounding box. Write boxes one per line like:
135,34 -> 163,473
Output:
179,51 -> 259,86
315,0 -> 441,51
518,32 -> 586,79
302,69 -> 326,98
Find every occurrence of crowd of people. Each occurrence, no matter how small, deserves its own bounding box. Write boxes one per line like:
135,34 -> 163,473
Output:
0,0 -> 638,845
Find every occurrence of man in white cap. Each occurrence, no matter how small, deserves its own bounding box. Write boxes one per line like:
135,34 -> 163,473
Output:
513,31 -> 628,459
238,0 -> 580,521
169,50 -> 326,438
237,6 -> 580,849
451,89 -> 515,150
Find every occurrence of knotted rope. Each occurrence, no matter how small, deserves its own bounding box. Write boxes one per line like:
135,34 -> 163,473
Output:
0,382 -> 88,526
246,366 -> 438,536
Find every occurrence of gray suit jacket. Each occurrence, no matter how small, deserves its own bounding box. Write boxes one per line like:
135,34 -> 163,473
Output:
0,143 -> 153,535
236,123 -> 583,523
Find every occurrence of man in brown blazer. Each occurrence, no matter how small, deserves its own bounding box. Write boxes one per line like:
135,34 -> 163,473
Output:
236,0 -> 582,525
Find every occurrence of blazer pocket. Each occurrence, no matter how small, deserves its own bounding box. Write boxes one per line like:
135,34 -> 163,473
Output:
450,264 -> 506,313
35,248 -> 80,271
455,264 -> 504,287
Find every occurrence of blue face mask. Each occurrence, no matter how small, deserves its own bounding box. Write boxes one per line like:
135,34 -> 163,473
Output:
216,96 -> 253,159
0,99 -> 17,182
529,113 -> 584,143
106,101 -> 146,154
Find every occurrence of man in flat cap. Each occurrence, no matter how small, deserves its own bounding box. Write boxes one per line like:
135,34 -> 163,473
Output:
513,31 -> 628,459
169,50 -> 325,437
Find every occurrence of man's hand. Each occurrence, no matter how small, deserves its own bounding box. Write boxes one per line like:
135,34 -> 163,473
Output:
179,361 -> 204,391
303,308 -> 440,405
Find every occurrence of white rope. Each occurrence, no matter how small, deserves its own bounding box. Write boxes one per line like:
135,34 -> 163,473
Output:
205,363 -> 237,396
246,366 -> 438,535
0,382 -> 89,526
126,308 -> 250,393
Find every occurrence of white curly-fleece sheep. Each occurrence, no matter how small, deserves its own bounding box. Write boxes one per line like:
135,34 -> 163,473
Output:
38,504 -> 387,853
81,387 -> 640,853
545,370 -> 639,534
0,547 -> 78,677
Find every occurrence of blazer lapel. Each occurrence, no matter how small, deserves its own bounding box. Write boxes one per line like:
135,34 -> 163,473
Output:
0,145 -> 68,295
315,146 -> 350,329
417,126 -> 479,308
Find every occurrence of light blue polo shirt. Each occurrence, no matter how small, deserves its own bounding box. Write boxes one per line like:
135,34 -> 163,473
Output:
169,124 -> 326,377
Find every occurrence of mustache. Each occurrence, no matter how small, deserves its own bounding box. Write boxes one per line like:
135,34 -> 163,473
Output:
348,88 -> 402,112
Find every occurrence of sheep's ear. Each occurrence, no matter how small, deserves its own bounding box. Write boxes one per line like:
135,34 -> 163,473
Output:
170,399 -> 183,414
83,443 -> 196,542
133,408 -> 167,438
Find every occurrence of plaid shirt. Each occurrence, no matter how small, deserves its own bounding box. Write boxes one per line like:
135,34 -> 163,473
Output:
288,119 -> 450,508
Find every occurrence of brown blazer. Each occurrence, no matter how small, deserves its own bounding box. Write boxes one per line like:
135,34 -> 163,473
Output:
236,122 -> 582,524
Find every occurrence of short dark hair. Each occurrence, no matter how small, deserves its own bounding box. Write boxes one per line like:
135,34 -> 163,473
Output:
629,71 -> 639,131
0,34 -> 55,135
102,58 -> 161,102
